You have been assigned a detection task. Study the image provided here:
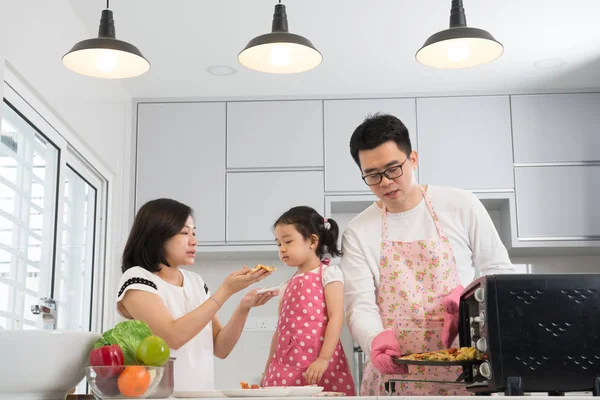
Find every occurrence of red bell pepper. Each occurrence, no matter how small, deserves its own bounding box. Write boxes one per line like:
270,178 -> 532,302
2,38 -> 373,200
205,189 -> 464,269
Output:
90,344 -> 125,378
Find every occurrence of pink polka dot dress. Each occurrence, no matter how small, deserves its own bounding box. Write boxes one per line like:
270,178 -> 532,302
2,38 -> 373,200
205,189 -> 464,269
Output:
263,262 -> 356,396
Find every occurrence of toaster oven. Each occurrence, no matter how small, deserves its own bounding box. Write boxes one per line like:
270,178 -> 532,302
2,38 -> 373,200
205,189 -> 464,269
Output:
459,274 -> 600,396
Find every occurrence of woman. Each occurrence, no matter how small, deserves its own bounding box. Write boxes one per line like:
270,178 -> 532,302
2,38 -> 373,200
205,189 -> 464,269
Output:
116,198 -> 276,392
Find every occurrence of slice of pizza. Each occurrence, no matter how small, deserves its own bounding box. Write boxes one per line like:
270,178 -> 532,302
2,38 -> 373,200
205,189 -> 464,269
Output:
250,264 -> 277,272
455,346 -> 481,361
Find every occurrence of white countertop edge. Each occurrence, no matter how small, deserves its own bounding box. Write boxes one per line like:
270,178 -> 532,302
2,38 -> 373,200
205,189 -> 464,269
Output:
157,396 -> 595,400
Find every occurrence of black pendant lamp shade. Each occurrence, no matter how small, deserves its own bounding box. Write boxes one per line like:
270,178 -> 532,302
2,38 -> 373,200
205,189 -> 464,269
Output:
416,0 -> 503,69
62,3 -> 150,79
238,2 -> 322,74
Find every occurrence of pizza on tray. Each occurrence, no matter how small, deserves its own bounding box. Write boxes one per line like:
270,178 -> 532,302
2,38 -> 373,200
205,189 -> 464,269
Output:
399,347 -> 483,362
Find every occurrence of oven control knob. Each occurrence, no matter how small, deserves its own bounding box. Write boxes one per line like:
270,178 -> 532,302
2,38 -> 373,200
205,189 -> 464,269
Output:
474,287 -> 485,303
476,337 -> 488,352
473,312 -> 485,327
479,361 -> 492,379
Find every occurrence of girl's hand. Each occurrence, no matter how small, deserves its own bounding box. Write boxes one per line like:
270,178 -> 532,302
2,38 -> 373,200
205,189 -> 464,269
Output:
260,372 -> 267,388
221,266 -> 271,295
304,357 -> 329,385
240,288 -> 278,310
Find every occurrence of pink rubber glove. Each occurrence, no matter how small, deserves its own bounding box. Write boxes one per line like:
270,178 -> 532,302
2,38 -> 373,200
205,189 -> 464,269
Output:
370,329 -> 408,375
442,285 -> 464,348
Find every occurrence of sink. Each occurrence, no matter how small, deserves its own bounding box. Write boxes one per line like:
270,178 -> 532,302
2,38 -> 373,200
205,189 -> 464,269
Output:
0,330 -> 101,400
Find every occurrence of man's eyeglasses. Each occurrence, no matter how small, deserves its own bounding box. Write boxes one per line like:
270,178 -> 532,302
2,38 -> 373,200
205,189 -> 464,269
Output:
361,157 -> 409,186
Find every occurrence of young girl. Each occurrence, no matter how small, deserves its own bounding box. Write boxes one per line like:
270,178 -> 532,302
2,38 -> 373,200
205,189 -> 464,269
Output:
261,206 -> 356,396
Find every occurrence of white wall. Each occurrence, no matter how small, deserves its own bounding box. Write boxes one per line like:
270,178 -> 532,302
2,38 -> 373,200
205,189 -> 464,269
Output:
0,0 -> 134,328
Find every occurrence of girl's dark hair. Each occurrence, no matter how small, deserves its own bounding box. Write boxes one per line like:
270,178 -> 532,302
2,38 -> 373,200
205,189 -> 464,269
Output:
273,206 -> 341,259
122,198 -> 194,273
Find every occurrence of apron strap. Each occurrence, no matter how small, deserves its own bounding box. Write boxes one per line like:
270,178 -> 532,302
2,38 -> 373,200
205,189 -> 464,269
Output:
380,186 -> 446,241
380,203 -> 390,241
419,186 -> 445,240
318,261 -> 325,280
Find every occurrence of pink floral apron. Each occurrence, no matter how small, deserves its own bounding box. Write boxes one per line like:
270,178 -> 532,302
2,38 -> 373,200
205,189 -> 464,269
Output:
263,262 -> 355,395
360,187 -> 469,396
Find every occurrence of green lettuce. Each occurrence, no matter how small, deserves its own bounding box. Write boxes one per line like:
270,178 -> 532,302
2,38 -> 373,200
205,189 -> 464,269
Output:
94,320 -> 152,365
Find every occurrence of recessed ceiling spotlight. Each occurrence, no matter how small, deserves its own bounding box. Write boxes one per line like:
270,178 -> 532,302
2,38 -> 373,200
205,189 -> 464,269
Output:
206,65 -> 238,76
533,58 -> 567,70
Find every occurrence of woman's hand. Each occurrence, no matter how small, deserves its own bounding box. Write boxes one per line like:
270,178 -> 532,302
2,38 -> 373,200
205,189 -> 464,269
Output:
240,288 -> 278,310
221,266 -> 271,296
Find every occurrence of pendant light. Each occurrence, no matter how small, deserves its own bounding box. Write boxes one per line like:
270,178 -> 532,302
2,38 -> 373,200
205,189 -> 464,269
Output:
238,1 -> 322,74
416,0 -> 503,69
62,0 -> 150,79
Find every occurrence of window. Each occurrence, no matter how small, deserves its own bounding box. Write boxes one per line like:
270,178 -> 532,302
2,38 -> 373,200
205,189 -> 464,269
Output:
0,81 -> 108,336
54,165 -> 98,331
0,101 -> 59,329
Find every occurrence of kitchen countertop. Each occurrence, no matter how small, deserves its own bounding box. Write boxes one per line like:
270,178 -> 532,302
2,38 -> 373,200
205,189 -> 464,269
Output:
151,397 -> 378,400
67,392 -> 597,399
67,394 -> 596,399
149,396 -> 595,399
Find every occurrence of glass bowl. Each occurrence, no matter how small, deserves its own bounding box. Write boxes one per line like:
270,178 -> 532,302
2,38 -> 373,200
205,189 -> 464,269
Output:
84,365 -> 164,399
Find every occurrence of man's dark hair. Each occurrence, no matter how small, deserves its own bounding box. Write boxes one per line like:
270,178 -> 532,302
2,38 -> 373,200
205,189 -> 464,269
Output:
349,113 -> 413,168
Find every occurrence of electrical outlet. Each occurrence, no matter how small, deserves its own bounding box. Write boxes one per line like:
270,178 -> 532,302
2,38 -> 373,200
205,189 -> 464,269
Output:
244,317 -> 278,332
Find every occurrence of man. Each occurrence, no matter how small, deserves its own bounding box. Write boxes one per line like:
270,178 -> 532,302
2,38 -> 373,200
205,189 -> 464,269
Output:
340,113 -> 514,396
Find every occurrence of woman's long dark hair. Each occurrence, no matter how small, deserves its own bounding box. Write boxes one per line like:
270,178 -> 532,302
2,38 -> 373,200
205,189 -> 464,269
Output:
273,206 -> 341,259
122,198 -> 194,273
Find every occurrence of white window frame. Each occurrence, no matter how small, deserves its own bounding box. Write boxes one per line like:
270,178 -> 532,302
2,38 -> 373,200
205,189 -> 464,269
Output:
0,99 -> 62,329
3,65 -> 114,333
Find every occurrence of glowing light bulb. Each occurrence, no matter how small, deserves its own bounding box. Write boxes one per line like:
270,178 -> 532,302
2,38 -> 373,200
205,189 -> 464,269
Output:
95,50 -> 117,72
270,45 -> 291,66
447,41 -> 470,63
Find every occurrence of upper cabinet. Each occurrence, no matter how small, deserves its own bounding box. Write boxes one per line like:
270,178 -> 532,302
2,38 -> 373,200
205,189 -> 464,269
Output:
324,99 -> 417,193
514,165 -> 600,239
226,101 -> 323,169
511,93 -> 600,163
417,96 -> 514,190
226,171 -> 325,242
136,102 -> 226,243
134,92 -> 600,254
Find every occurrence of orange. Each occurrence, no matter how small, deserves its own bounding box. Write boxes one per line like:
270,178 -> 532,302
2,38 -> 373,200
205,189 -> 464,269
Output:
117,366 -> 151,397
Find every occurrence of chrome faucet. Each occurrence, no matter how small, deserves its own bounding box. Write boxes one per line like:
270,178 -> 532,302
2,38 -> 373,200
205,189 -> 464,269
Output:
31,297 -> 57,330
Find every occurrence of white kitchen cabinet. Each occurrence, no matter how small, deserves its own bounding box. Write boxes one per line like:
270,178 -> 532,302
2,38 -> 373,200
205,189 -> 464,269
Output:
417,96 -> 514,190
511,93 -> 600,163
226,100 -> 323,169
514,166 -> 600,238
227,171 -> 324,242
324,98 -> 417,193
136,102 -> 226,243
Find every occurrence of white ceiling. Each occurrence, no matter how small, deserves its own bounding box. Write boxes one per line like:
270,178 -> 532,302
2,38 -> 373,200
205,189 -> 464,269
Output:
67,0 -> 600,99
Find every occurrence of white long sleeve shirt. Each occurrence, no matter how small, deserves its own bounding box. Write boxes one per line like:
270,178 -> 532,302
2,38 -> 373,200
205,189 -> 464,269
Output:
340,185 -> 514,358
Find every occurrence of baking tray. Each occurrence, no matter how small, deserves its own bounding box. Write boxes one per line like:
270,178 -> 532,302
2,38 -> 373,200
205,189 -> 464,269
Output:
392,356 -> 484,367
